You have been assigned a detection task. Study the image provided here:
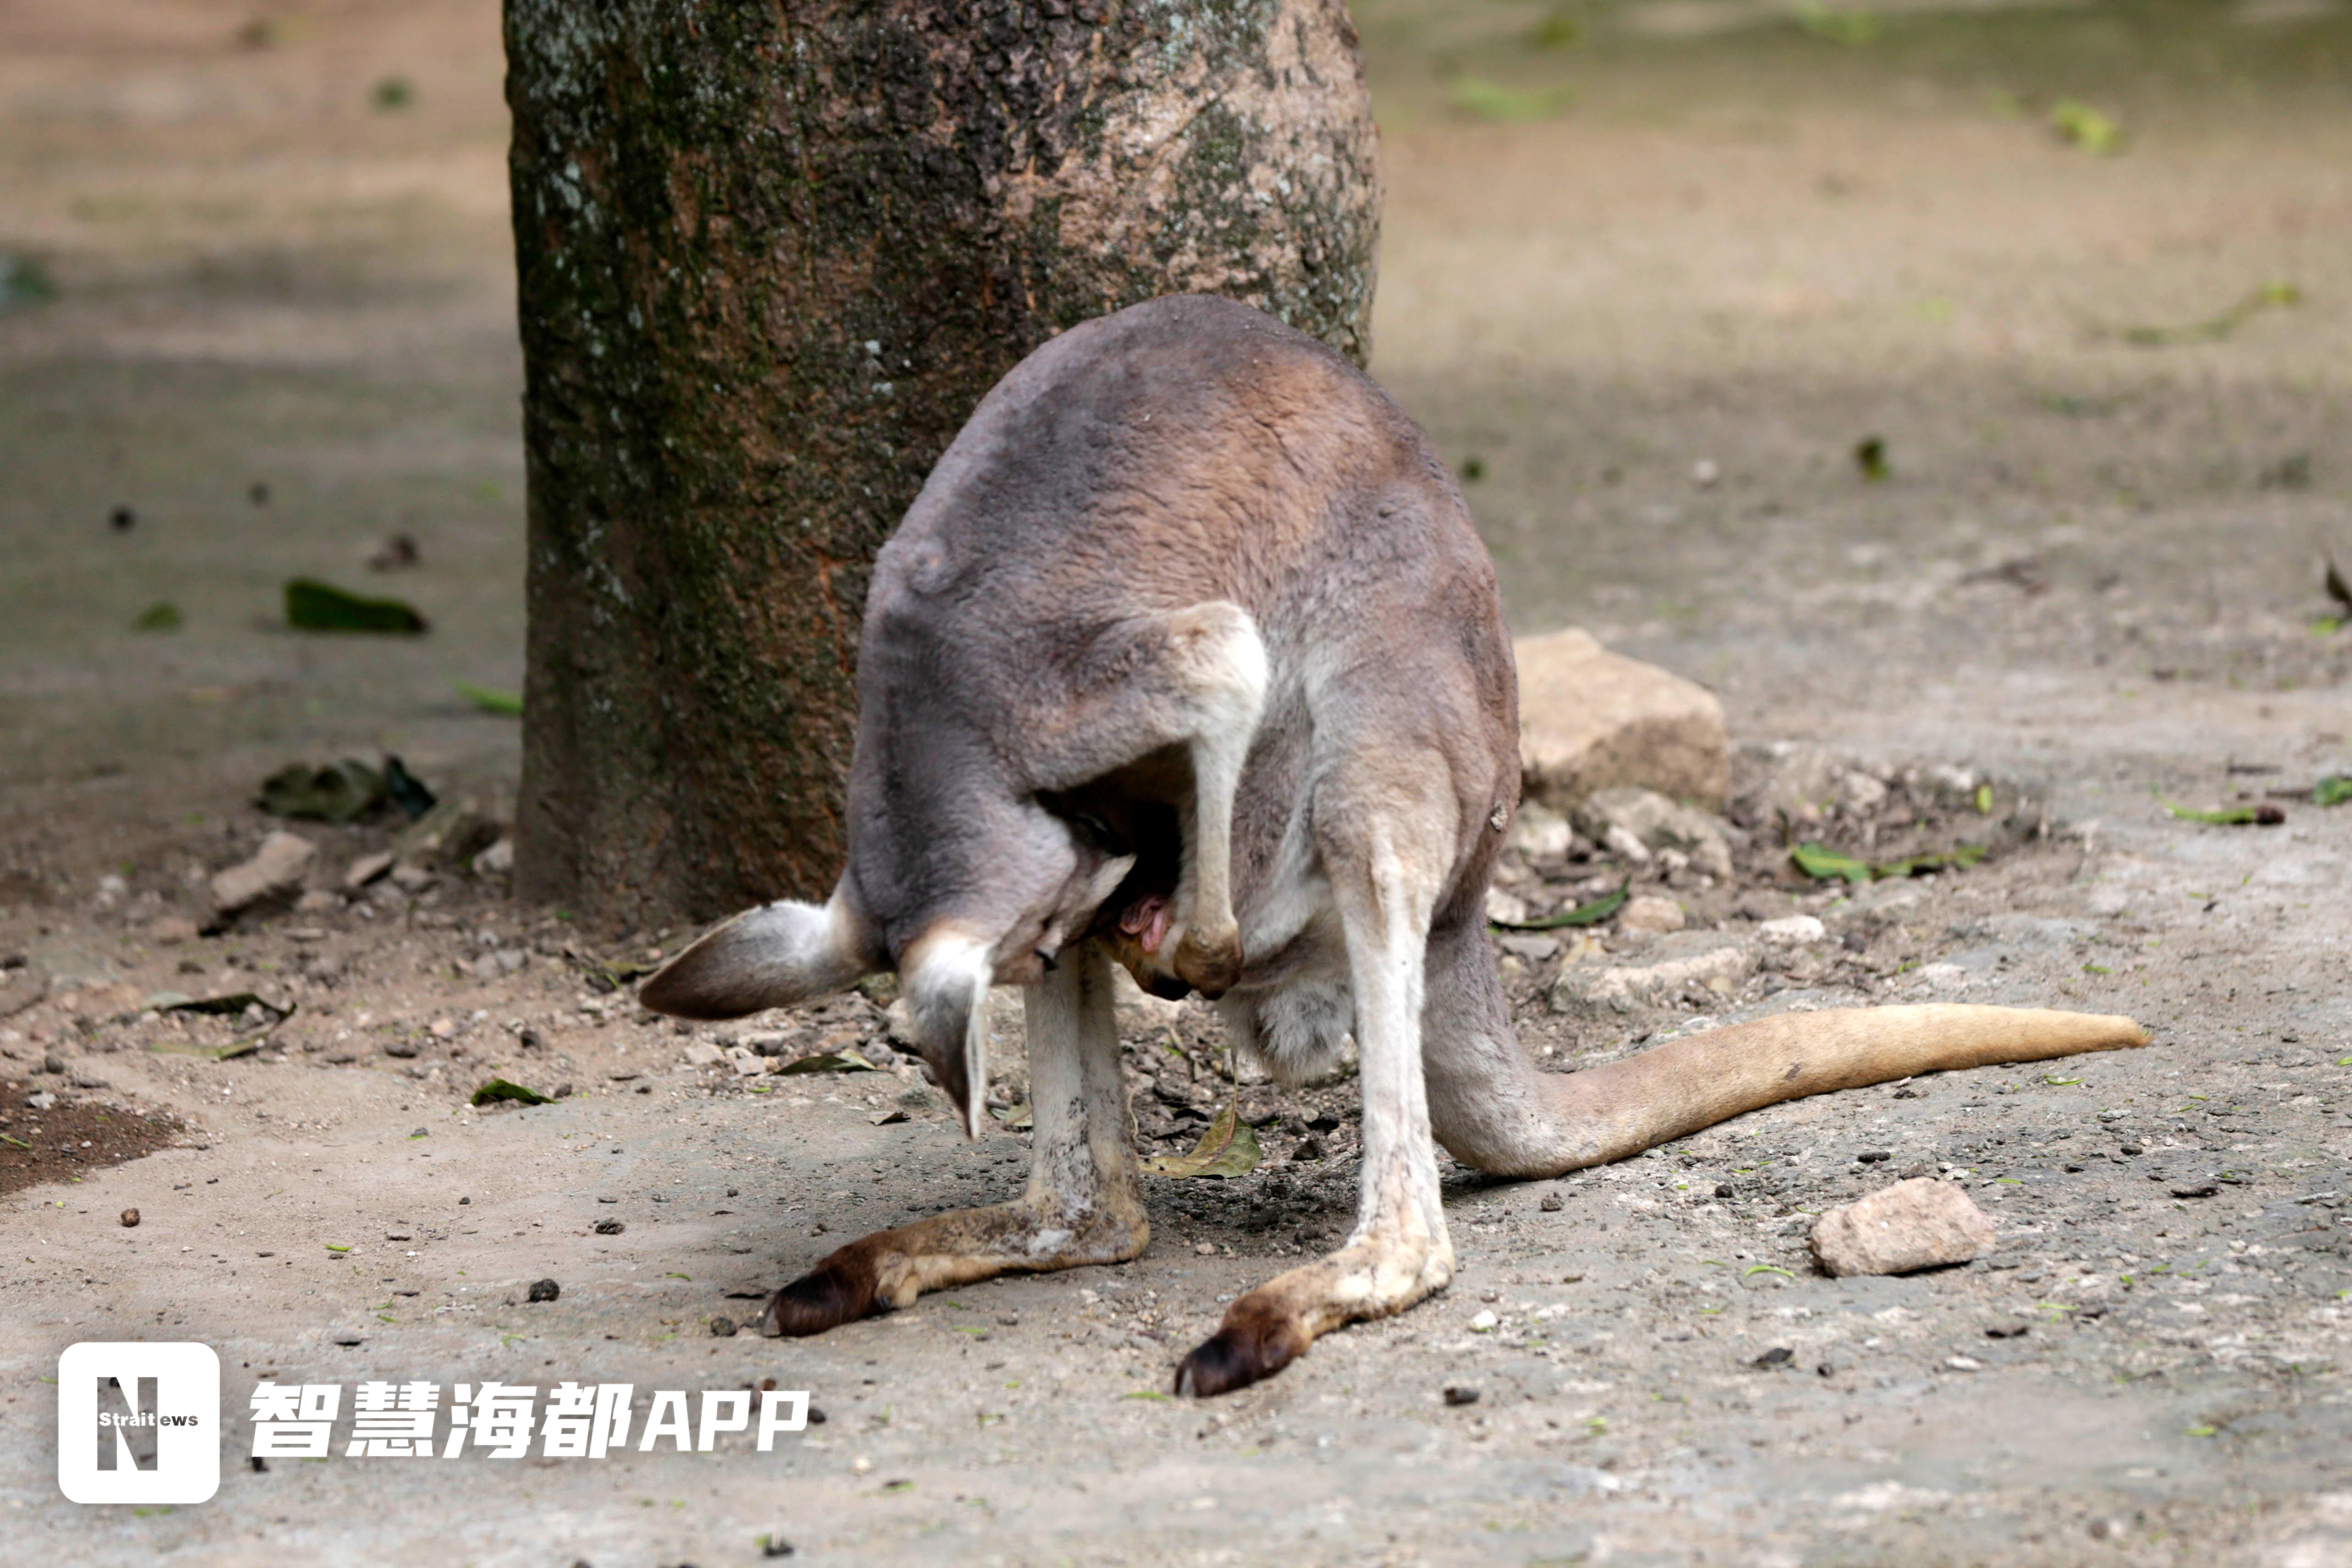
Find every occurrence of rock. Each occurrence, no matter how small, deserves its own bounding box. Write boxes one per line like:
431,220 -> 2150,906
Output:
1538,1192 -> 1563,1212
1468,1309 -> 1498,1332
294,889 -> 342,914
393,797 -> 502,875
526,1278 -> 561,1303
594,1218 -> 624,1235
26,1090 -> 55,1110
1483,887 -> 1530,926
210,831 -> 318,915
1548,931 -> 1756,1015
729,1047 -> 773,1076
149,915 -> 199,946
1617,895 -> 1685,936
710,1315 -> 738,1337
1505,801 -> 1575,861
1514,628 -> 1728,810
120,1208 -> 140,1228
1810,1177 -> 1997,1277
1571,787 -> 1735,880
682,1042 -> 725,1067
1494,932 -> 1559,962
472,837 -> 514,876
1756,914 -> 1826,947
1442,1385 -> 1481,1407
344,851 -> 394,890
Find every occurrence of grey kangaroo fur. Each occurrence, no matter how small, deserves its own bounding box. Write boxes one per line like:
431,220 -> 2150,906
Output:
639,294 -> 2148,1396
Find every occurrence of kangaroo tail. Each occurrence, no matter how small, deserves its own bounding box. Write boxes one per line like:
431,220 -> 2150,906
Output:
1419,917 -> 2151,1178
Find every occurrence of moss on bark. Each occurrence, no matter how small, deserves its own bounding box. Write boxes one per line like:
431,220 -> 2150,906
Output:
506,0 -> 1379,927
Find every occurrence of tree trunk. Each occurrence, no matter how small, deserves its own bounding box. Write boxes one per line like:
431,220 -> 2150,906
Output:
503,0 -> 1381,931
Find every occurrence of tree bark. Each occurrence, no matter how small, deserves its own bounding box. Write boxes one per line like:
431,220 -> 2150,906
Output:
504,0 -> 1381,931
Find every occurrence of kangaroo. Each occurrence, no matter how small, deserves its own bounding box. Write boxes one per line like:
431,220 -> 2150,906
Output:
638,294 -> 2149,1396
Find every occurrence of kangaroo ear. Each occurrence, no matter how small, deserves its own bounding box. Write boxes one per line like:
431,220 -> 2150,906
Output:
638,890 -> 876,1020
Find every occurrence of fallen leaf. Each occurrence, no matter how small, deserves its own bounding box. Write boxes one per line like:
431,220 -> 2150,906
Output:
1790,843 -> 1871,884
1794,3 -> 1880,45
1447,76 -> 1571,123
257,759 -> 387,823
1141,1103 -> 1261,1180
470,1079 -> 553,1107
133,602 -> 182,632
1490,882 -> 1628,931
2094,282 -> 2300,348
2051,98 -> 2121,154
2155,792 -> 2284,826
1854,435 -> 1889,481
775,1050 -> 880,1076
2315,776 -> 2352,808
454,680 -> 522,716
285,578 -> 427,634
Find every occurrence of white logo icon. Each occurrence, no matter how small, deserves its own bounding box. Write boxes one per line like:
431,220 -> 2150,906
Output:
57,1343 -> 221,1505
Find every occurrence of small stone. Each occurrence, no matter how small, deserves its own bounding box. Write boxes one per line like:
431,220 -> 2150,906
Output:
428,1017 -> 458,1040
1548,931 -> 1756,1016
1855,1149 -> 1891,1164
1751,1346 -> 1793,1369
26,1090 -> 55,1110
1943,1355 -> 1983,1372
149,915 -> 199,946
388,861 -> 436,892
2169,1181 -> 2219,1199
1442,1385 -> 1481,1407
1505,801 -> 1574,861
1756,914 -> 1826,947
1810,1177 -> 1998,1277
382,1040 -> 419,1059
41,1052 -> 65,1075
868,1108 -> 908,1125
710,1315 -> 738,1337
330,1334 -> 365,1347
526,1278 -> 560,1303
120,1208 -> 140,1228
1468,1309 -> 1498,1332
1617,895 -> 1684,936
1289,1136 -> 1325,1162
682,1042 -> 725,1067
1690,456 -> 1720,487
1193,1241 -> 1216,1255
471,838 -> 514,877
1538,1193 -> 1563,1212
1483,887 -> 1530,926
210,831 -> 318,916
1515,629 -> 1728,809
344,851 -> 394,891
2087,1518 -> 2125,1541
1572,787 -> 1735,879
594,1218 -> 625,1235
294,889 -> 341,914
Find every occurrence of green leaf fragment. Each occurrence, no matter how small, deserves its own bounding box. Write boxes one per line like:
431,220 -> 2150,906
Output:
1447,76 -> 1572,124
470,1078 -> 553,1107
1490,883 -> 1628,931
285,578 -> 427,634
453,679 -> 523,715
2315,776 -> 2352,807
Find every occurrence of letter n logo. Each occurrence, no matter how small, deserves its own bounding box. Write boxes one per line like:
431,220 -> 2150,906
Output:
94,1376 -> 160,1472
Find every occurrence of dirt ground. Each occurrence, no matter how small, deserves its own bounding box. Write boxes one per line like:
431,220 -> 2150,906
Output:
3,0 -> 2351,1563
